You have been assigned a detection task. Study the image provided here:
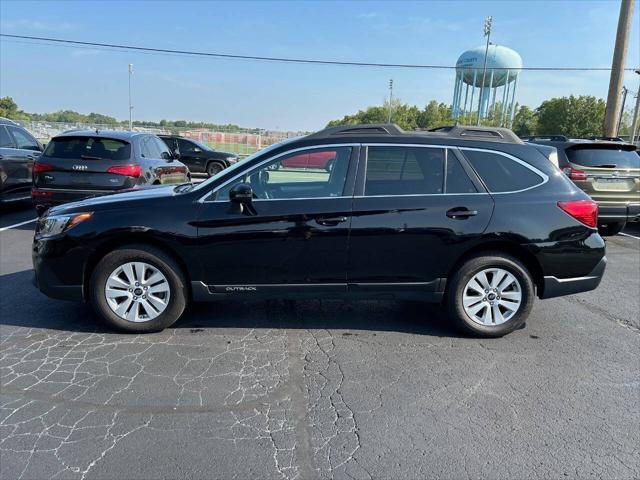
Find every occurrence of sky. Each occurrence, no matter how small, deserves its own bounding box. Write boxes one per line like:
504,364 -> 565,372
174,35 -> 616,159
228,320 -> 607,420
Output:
1,0 -> 639,131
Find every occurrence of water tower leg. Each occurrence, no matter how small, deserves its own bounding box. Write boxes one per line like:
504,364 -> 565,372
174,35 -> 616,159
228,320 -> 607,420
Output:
508,76 -> 519,127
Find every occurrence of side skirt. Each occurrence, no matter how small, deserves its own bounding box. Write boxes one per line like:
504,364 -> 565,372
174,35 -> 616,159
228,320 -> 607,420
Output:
191,279 -> 446,302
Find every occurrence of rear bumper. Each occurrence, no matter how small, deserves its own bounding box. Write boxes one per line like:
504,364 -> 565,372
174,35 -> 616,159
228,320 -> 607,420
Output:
597,202 -> 640,224
540,256 -> 607,299
32,188 -> 114,208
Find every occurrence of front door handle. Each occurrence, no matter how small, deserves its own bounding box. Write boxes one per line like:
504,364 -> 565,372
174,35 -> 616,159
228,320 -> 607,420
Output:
446,207 -> 478,219
315,216 -> 348,227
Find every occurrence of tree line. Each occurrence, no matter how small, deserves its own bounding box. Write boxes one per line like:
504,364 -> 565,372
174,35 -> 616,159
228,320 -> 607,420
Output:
1,94 -> 635,138
328,95 -> 636,139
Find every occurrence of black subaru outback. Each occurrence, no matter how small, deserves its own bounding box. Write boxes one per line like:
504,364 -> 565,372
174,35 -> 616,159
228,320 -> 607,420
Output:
32,124 -> 606,337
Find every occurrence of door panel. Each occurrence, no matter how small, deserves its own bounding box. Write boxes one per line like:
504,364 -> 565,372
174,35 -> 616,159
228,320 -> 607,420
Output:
194,145 -> 359,287
347,145 -> 494,286
194,198 -> 352,285
348,194 -> 494,284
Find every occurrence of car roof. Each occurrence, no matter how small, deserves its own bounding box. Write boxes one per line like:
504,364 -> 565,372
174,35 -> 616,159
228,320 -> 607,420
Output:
527,137 -> 637,151
0,117 -> 20,126
54,129 -> 145,141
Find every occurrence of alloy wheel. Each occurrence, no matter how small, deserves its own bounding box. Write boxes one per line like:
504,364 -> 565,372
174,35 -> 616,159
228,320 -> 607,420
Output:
462,267 -> 522,326
105,261 -> 171,322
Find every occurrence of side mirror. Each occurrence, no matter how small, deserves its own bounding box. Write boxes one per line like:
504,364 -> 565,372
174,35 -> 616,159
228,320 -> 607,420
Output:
229,183 -> 253,204
172,150 -> 181,160
162,152 -> 173,162
193,147 -> 202,153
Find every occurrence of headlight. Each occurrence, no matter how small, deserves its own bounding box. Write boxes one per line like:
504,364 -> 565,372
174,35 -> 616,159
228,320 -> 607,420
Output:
37,212 -> 93,238
226,156 -> 239,164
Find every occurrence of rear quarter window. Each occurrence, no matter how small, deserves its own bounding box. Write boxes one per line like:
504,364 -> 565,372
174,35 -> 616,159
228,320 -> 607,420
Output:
44,137 -> 131,161
462,149 -> 544,193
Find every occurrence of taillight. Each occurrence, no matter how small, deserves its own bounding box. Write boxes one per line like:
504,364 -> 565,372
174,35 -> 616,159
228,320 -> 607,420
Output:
32,189 -> 53,197
562,167 -> 587,181
33,162 -> 54,174
557,200 -> 598,228
107,164 -> 141,177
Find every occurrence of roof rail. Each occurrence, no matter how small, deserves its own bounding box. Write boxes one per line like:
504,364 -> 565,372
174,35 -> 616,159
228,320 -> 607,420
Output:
582,136 -> 624,142
427,125 -> 522,144
523,135 -> 568,142
307,123 -> 405,138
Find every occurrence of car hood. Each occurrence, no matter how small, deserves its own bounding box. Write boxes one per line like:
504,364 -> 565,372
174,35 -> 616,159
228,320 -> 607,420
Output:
48,184 -> 182,215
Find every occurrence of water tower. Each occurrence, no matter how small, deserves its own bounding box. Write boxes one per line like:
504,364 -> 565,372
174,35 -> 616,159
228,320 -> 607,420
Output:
452,44 -> 523,126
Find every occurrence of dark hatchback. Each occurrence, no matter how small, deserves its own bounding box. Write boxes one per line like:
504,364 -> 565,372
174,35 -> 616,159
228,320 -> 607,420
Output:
33,124 -> 606,337
159,135 -> 239,177
32,130 -> 191,212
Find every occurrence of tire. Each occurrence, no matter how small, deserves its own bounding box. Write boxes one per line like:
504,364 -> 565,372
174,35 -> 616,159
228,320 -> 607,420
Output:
446,252 -> 535,338
89,245 -> 188,333
598,221 -> 625,236
206,162 -> 224,177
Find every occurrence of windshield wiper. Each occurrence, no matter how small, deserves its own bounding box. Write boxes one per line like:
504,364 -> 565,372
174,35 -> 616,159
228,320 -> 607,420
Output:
80,155 -> 103,160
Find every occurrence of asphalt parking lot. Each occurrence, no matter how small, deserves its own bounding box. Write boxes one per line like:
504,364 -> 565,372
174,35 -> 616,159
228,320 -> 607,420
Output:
1,201 -> 639,480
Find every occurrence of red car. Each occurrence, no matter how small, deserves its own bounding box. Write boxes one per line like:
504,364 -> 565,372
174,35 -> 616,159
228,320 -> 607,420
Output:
279,150 -> 335,171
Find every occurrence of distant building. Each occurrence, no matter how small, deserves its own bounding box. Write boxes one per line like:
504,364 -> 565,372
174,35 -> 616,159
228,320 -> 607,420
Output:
452,44 -> 522,126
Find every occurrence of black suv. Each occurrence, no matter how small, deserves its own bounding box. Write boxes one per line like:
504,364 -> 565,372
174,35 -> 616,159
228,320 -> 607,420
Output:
33,124 -> 606,337
159,135 -> 239,177
0,118 -> 44,204
526,135 -> 639,235
32,130 -> 191,211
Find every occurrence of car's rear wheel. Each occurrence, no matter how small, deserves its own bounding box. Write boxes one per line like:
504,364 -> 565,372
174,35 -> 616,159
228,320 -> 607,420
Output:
446,252 -> 534,337
89,246 -> 188,332
206,162 -> 224,177
598,221 -> 625,236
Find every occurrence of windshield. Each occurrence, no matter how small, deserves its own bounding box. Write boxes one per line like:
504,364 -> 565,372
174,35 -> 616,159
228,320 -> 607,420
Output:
43,136 -> 131,161
189,137 -> 302,192
566,146 -> 639,169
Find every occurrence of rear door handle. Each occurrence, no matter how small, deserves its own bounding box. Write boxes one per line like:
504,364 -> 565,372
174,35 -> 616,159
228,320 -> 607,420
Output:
315,216 -> 348,226
446,207 -> 478,219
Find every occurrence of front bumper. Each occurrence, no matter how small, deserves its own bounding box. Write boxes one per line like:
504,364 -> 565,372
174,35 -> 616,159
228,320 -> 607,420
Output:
32,236 -> 87,302
540,256 -> 607,299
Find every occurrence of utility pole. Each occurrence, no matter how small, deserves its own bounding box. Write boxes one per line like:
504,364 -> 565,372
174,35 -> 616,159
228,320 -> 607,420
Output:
616,86 -> 628,136
387,79 -> 394,123
477,15 -> 492,126
128,63 -> 134,131
603,0 -> 635,137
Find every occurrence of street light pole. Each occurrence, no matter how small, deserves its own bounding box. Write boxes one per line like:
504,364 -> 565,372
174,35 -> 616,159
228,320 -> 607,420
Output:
128,63 -> 134,131
388,79 -> 394,123
476,15 -> 492,126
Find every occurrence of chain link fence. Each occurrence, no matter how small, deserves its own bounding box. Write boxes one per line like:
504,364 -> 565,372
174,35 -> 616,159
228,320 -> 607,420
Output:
16,120 -> 308,157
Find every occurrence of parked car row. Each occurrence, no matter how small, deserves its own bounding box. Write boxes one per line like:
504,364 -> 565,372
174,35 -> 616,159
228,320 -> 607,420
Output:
0,120 -> 239,213
33,124 -> 607,337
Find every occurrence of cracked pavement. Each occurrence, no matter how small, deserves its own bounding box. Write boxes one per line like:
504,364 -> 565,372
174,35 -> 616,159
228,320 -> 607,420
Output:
1,206 -> 639,479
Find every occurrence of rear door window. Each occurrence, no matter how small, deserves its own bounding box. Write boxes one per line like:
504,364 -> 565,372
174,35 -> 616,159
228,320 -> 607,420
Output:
43,137 -> 131,161
566,147 -> 640,169
462,149 -> 544,193
8,126 -> 40,151
364,146 -> 444,196
0,126 -> 14,148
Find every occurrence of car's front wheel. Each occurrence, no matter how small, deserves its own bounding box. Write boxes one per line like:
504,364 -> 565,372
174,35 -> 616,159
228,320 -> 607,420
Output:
89,245 -> 188,332
598,221 -> 625,236
446,252 -> 534,337
206,161 -> 224,177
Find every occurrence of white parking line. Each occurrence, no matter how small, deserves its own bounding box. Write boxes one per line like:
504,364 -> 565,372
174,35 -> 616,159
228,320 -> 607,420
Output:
0,218 -> 37,232
619,232 -> 640,240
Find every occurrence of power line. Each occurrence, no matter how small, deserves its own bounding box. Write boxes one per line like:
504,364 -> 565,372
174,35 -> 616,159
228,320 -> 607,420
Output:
2,33 -> 638,72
